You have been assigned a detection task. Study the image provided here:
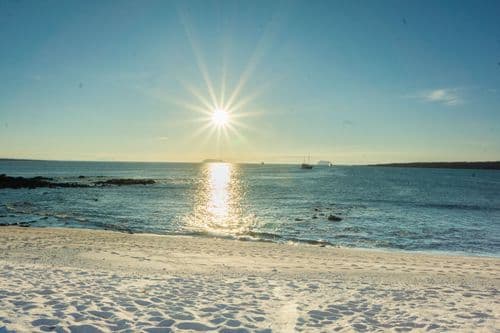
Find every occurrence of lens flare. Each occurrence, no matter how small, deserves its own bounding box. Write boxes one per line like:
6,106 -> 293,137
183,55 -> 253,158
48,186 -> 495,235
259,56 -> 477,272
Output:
211,108 -> 229,127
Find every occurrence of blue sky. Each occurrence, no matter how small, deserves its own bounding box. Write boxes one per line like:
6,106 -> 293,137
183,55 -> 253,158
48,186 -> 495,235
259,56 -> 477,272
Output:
1,0 -> 499,163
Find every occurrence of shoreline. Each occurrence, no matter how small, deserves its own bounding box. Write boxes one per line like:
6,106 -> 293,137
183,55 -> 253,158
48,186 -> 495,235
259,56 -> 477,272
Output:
3,224 -> 499,259
3,225 -> 499,267
1,226 -> 499,332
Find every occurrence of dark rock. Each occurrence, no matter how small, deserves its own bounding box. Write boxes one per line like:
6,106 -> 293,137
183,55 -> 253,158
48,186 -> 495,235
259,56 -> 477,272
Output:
0,174 -> 52,189
312,215 -> 318,219
327,215 -> 342,222
1,174 -> 155,189
32,176 -> 53,181
0,174 -> 88,189
56,182 -> 88,188
94,179 -> 155,186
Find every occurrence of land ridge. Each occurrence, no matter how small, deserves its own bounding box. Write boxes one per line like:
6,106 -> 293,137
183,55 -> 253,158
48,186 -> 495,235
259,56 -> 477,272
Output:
370,161 -> 500,170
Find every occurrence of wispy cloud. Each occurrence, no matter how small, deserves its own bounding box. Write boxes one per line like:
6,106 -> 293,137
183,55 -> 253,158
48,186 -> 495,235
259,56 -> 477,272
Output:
419,88 -> 463,106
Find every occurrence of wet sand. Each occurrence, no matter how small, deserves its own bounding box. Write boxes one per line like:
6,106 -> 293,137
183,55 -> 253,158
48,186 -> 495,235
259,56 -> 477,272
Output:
0,227 -> 499,332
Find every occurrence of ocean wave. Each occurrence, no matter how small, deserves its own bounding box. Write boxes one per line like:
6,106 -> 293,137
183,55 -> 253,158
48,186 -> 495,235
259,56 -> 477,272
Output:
5,202 -> 89,223
367,198 -> 500,211
157,229 -> 335,247
417,202 -> 500,211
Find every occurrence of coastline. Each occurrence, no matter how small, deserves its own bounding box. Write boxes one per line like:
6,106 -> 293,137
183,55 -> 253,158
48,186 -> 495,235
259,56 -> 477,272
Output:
4,223 -> 498,258
1,226 -> 499,332
2,161 -> 499,257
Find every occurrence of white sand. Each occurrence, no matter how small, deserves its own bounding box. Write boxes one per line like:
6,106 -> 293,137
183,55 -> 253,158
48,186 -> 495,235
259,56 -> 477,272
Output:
0,227 -> 498,332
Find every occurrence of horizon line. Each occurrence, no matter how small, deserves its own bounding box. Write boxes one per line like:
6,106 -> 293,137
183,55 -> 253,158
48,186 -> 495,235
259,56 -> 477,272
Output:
1,157 -> 499,166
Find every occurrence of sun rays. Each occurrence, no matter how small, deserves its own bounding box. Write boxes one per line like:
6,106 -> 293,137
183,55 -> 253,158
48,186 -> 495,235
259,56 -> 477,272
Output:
166,7 -> 287,158
182,79 -> 254,152
135,5 -> 290,161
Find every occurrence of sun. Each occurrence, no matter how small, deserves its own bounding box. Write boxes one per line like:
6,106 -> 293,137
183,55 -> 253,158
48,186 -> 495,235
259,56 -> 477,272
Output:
211,108 -> 229,127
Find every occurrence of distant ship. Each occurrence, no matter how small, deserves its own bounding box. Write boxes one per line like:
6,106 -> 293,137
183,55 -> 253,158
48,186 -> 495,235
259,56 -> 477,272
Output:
317,160 -> 333,167
300,155 -> 313,169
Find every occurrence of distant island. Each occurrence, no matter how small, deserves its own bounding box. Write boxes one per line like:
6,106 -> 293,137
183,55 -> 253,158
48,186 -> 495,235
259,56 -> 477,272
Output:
370,161 -> 500,170
202,159 -> 224,163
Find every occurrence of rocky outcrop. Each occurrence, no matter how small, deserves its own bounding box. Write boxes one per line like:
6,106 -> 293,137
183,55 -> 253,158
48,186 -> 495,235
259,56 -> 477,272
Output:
327,214 -> 342,222
94,179 -> 155,186
0,174 -> 87,189
0,174 -> 155,189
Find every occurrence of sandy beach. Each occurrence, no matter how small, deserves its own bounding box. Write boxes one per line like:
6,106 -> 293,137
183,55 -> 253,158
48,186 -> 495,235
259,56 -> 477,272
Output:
0,227 -> 498,332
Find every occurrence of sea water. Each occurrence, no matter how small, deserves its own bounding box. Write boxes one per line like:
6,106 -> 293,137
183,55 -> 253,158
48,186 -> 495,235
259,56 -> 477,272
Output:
1,160 -> 499,256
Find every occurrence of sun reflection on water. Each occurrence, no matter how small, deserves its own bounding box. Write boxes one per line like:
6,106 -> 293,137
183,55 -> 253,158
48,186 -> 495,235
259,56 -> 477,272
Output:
185,163 -> 254,236
207,162 -> 232,220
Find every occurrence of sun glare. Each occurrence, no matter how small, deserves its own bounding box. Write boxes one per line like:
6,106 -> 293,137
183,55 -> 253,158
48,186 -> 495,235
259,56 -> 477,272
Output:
211,108 -> 229,127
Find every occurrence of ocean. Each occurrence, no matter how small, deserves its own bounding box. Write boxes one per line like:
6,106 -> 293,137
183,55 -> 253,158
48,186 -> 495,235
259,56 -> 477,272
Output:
1,160 -> 499,256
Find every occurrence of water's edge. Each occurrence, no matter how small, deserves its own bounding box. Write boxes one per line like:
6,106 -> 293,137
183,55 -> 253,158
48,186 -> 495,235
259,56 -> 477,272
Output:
5,224 -> 498,259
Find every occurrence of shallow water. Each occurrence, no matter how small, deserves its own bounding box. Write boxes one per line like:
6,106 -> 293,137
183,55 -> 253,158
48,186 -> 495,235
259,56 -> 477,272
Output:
1,160 -> 499,255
